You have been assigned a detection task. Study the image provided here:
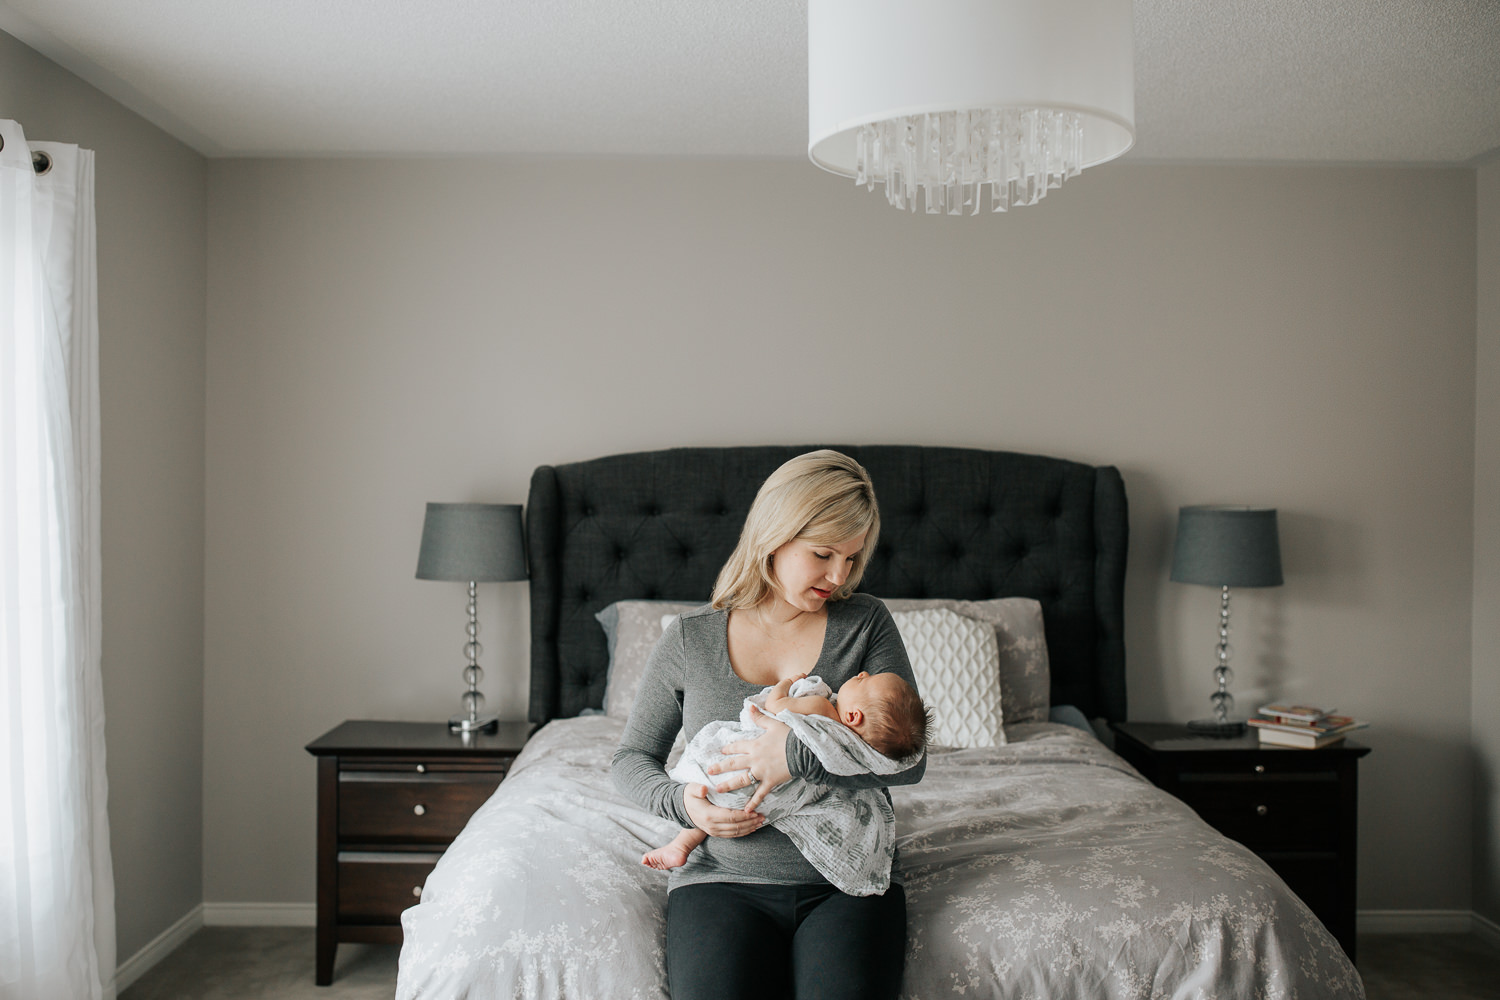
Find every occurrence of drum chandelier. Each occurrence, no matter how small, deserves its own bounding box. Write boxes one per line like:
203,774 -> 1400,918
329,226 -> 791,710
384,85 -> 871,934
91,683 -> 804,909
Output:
808,0 -> 1137,214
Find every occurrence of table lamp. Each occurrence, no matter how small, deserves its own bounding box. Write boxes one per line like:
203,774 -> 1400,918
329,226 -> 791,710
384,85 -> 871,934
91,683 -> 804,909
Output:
416,502 -> 527,734
1170,505 -> 1283,736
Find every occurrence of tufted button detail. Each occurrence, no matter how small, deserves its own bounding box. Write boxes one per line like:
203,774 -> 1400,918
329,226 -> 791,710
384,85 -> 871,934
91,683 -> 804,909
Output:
579,588 -> 591,603
583,506 -> 594,517
950,546 -> 964,561
647,589 -> 660,599
718,506 -> 730,517
679,547 -> 692,560
648,505 -> 661,517
614,547 -> 626,562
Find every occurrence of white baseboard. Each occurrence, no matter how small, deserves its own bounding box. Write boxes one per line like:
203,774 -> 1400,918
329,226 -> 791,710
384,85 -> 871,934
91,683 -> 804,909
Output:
1357,909 -> 1481,934
112,903 -> 203,994
201,902 -> 317,926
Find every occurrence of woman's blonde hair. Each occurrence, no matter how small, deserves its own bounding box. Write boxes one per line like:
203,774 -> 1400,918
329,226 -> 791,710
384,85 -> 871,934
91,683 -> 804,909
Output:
710,450 -> 881,610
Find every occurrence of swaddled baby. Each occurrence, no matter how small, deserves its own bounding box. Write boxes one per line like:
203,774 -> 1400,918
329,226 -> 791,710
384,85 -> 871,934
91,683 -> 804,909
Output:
644,671 -> 932,896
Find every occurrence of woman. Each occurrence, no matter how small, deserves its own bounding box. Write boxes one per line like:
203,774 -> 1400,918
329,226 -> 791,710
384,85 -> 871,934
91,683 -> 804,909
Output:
611,450 -> 923,1000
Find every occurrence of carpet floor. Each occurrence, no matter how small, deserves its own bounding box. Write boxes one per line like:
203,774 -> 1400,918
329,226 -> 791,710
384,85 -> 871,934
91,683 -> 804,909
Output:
119,927 -> 1500,999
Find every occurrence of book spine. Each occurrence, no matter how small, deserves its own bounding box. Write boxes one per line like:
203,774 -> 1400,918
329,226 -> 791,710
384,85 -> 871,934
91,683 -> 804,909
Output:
1249,716 -> 1364,736
1256,729 -> 1318,748
1256,705 -> 1329,723
1257,730 -> 1345,749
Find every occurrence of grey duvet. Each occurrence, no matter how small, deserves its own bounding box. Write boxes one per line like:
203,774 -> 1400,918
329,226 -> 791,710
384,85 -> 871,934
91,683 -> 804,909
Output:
396,717 -> 1363,999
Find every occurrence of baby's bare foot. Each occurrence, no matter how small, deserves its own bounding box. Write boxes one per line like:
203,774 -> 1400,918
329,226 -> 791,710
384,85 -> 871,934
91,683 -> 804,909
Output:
641,845 -> 690,871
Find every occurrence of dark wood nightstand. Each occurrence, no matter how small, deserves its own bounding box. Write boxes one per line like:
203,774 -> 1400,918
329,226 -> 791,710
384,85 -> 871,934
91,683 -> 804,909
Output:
1110,721 -> 1370,961
305,719 -> 533,985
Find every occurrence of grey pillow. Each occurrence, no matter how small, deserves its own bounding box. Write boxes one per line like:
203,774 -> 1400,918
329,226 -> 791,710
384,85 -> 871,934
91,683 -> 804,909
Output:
595,600 -> 702,720
878,597 -> 1050,724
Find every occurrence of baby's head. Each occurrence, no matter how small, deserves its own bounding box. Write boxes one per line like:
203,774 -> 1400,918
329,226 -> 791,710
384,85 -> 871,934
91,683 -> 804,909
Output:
836,672 -> 934,760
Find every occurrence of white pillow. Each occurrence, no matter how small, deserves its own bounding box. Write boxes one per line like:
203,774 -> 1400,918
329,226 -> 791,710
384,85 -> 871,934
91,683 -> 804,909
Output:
596,600 -> 700,720
880,597 -> 1049,723
890,608 -> 1005,748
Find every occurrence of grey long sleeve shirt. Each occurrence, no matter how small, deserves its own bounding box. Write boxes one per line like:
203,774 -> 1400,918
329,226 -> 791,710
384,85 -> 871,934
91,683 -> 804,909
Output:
611,592 -> 925,891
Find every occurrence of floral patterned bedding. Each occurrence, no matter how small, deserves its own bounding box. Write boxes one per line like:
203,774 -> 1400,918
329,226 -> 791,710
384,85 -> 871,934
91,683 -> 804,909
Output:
396,717 -> 1364,1000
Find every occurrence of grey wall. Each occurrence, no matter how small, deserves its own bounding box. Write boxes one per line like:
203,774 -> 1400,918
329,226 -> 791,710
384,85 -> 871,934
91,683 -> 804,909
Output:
205,158 -> 1477,911
1475,157 -> 1500,925
0,30 -> 207,962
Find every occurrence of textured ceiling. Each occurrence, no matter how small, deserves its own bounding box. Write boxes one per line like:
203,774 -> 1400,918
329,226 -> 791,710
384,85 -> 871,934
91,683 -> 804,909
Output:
1,0 -> 1497,163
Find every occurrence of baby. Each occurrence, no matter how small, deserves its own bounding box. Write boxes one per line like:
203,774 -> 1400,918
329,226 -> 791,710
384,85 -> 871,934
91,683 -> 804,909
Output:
643,670 -> 931,872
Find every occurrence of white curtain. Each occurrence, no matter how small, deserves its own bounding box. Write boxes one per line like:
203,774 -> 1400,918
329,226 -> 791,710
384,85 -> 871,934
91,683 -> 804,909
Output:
0,120 -> 114,1000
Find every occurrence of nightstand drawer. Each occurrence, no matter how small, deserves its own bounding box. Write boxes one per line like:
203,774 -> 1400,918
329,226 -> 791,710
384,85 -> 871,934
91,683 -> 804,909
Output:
1176,778 -> 1338,850
339,772 -> 503,842
337,852 -> 441,924
309,721 -> 534,985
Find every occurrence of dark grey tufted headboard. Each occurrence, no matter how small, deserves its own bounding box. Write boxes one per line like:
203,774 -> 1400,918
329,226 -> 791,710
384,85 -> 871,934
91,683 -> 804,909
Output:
526,445 -> 1128,726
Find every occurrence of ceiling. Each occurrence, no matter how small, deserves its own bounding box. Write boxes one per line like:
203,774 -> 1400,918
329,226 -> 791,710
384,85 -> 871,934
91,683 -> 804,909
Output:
2,0 -> 1498,164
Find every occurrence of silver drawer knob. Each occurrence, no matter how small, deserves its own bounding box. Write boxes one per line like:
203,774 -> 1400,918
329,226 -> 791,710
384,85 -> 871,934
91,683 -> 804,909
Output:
1256,804 -> 1268,816
1254,765 -> 1265,774
416,764 -> 426,773
411,885 -> 422,898
413,804 -> 426,816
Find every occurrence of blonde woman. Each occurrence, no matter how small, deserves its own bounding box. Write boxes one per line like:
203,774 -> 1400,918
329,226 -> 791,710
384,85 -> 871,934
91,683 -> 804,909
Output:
612,450 -> 923,1000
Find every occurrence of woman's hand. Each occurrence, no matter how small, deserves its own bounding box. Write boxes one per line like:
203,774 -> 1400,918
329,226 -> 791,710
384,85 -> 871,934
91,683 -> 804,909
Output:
683,783 -> 765,838
707,704 -> 792,814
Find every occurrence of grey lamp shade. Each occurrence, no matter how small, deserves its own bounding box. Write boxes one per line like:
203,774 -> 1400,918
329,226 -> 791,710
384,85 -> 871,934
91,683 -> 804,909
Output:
415,503 -> 527,582
1170,506 -> 1283,588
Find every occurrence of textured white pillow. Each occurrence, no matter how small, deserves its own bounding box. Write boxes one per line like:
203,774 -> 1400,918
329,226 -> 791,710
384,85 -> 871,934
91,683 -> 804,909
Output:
890,608 -> 1006,748
880,597 -> 1049,723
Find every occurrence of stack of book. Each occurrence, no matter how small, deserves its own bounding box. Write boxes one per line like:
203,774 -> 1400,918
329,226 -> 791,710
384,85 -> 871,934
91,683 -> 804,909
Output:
1248,704 -> 1368,748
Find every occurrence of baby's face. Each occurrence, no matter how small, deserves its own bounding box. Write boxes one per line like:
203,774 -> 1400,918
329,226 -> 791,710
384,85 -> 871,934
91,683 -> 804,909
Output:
837,671 -> 905,721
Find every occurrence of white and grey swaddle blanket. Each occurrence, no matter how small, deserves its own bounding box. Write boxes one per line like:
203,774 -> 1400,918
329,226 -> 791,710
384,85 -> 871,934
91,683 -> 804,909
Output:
668,676 -> 919,896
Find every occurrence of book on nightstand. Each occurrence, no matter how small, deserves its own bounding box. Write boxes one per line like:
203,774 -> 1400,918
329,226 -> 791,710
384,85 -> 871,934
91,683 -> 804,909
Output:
1249,705 -> 1369,748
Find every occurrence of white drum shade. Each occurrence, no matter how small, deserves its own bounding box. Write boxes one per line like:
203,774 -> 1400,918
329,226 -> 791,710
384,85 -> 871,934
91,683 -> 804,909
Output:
808,0 -> 1136,177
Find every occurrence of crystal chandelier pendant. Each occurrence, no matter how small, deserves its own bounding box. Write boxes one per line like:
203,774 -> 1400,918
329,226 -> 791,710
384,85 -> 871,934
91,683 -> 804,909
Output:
854,108 -> 1084,215
808,0 -> 1135,215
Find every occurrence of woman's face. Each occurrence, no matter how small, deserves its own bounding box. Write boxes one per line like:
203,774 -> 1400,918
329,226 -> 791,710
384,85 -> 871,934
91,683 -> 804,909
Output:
768,531 -> 868,614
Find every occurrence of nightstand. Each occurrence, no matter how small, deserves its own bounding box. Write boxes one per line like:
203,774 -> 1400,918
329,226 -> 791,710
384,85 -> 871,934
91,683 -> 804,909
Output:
305,719 -> 533,985
1110,721 -> 1370,961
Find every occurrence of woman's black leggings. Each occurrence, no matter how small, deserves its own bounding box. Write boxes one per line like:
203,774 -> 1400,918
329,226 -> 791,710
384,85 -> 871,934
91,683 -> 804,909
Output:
664,881 -> 906,1000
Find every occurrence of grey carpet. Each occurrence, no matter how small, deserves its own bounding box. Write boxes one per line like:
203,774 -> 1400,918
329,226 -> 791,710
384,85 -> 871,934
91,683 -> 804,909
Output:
119,927 -> 1500,999
119,928 -> 397,1000
1356,933 -> 1500,1000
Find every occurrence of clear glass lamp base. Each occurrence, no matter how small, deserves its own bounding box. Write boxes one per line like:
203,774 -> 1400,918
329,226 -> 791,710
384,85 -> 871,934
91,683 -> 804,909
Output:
1187,718 -> 1247,737
448,713 -> 499,734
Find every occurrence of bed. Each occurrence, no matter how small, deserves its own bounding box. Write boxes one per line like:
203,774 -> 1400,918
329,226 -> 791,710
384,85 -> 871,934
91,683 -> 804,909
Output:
395,445 -> 1364,999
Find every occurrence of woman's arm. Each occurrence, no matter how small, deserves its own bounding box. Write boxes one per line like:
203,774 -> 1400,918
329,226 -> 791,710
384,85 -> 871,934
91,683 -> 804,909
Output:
786,738 -> 927,789
611,615 -> 768,836
611,616 -> 695,827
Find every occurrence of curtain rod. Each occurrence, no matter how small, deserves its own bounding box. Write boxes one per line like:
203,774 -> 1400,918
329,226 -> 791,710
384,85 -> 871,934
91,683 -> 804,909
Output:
0,134 -> 54,174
